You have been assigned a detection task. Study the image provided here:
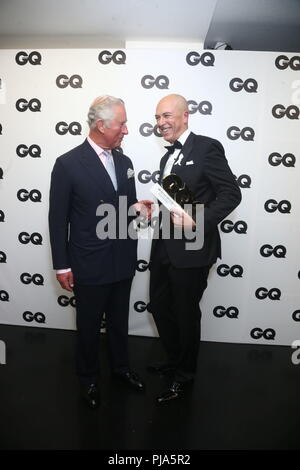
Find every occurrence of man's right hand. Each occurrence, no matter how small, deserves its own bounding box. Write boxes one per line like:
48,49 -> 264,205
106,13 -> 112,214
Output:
56,271 -> 74,291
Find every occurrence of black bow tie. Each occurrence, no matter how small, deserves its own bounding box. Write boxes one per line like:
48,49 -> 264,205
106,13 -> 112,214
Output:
165,140 -> 183,154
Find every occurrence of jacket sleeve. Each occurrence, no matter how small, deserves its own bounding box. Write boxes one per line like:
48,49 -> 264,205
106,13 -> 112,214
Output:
203,140 -> 242,234
48,158 -> 72,269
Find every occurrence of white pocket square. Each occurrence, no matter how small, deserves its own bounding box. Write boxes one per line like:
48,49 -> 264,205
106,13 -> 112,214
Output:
185,160 -> 194,166
127,168 -> 135,178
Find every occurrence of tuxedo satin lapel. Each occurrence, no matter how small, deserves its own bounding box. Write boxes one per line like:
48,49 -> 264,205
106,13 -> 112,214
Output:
80,140 -> 116,198
159,152 -> 170,184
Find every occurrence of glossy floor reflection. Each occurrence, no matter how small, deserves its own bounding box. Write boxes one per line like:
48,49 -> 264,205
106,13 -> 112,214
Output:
0,324 -> 299,450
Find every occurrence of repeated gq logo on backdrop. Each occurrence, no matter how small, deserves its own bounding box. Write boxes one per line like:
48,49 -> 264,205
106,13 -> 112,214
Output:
292,310 -> 300,322
217,264 -> 243,277
220,220 -> 248,234
268,153 -> 296,167
250,328 -> 276,340
138,170 -> 160,184
213,306 -> 239,318
260,245 -> 286,258
264,199 -> 291,213
0,211 -> 5,222
16,99 -> 41,112
56,75 -> 83,88
23,311 -> 46,324
0,290 -> 9,301
136,260 -> 150,272
141,75 -> 169,89
139,123 -> 161,137
15,51 -> 42,65
17,189 -> 42,202
272,104 -> 299,119
16,144 -> 41,158
98,50 -> 126,64
0,251 -> 7,263
20,273 -> 44,285
229,78 -> 258,93
58,295 -> 76,307
186,51 -> 215,66
187,100 -> 212,115
227,126 -> 255,141
255,288 -> 281,300
55,122 -> 82,135
275,55 -> 300,70
18,232 -> 43,245
235,174 -> 251,188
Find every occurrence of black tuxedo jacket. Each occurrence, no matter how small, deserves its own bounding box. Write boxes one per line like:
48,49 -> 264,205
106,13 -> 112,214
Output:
151,132 -> 242,268
49,139 -> 138,285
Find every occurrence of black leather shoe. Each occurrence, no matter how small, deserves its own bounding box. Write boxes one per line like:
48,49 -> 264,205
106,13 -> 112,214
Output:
156,381 -> 191,404
147,362 -> 175,377
113,371 -> 145,392
81,383 -> 100,409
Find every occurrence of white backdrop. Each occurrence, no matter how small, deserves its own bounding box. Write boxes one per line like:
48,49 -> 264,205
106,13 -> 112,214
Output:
0,48 -> 299,346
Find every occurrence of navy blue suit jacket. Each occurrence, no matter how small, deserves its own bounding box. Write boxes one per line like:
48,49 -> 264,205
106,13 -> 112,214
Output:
49,139 -> 138,285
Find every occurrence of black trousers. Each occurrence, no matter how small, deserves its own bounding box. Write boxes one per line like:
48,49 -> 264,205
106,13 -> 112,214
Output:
73,278 -> 133,385
149,240 -> 211,382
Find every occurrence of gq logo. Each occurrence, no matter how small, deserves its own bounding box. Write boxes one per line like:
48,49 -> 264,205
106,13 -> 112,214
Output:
0,168 -> 3,179
255,287 -> 281,300
16,98 -> 41,112
17,189 -> 42,202
0,210 -> 5,222
227,126 -> 255,141
217,264 -> 243,277
98,50 -> 126,64
188,100 -> 212,115
235,174 -> 251,188
138,170 -> 160,184
58,295 -> 76,307
250,328 -> 276,340
134,301 -> 150,313
0,290 -> 9,302
186,51 -> 215,66
15,51 -> 42,65
139,123 -> 162,137
56,75 -> 83,88
0,251 -> 7,263
20,273 -> 44,285
213,306 -> 239,318
268,153 -> 296,167
229,78 -> 258,93
18,232 -> 43,245
260,244 -> 286,258
137,260 -> 150,272
275,55 -> 300,70
220,220 -> 247,234
141,75 -> 169,89
292,310 -> 300,322
16,144 -> 41,158
0,123 -> 2,134
272,105 -> 299,119
23,311 -> 46,324
264,199 -> 291,214
55,122 -> 82,135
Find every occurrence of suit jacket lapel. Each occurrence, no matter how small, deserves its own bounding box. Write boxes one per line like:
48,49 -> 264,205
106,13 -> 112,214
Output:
79,139 -> 116,198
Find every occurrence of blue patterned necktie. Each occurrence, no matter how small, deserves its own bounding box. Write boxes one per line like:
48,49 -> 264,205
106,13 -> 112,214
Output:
102,150 -> 118,190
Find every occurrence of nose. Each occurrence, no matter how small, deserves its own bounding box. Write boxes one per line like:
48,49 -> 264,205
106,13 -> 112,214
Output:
122,124 -> 128,135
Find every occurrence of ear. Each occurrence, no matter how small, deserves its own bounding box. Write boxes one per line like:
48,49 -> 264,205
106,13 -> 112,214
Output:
96,119 -> 106,134
183,110 -> 189,124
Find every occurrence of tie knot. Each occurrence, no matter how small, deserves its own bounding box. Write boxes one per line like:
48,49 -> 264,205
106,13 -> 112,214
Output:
165,140 -> 182,154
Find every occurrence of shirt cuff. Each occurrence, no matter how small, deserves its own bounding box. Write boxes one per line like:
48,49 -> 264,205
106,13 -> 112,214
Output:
56,268 -> 71,274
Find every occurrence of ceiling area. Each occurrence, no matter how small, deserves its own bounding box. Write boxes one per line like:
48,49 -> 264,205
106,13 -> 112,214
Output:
0,0 -> 300,51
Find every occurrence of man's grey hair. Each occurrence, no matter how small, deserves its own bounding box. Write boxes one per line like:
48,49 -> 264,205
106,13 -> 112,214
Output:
87,95 -> 124,129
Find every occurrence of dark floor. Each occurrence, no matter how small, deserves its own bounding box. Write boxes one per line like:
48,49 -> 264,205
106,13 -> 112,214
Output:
0,324 -> 299,451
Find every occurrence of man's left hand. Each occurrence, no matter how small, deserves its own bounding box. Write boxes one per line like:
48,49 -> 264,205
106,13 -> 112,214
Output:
134,200 -> 154,221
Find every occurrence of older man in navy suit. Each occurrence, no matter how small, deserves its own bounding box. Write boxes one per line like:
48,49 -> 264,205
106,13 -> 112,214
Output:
49,95 -> 152,408
148,94 -> 242,403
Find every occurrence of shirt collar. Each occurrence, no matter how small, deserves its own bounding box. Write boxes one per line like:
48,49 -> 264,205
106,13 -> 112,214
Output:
176,129 -> 190,147
87,136 -> 111,156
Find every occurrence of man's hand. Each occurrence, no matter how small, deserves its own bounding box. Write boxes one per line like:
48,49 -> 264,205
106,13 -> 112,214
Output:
170,206 -> 196,229
56,271 -> 74,292
133,200 -> 154,221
